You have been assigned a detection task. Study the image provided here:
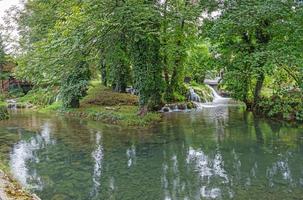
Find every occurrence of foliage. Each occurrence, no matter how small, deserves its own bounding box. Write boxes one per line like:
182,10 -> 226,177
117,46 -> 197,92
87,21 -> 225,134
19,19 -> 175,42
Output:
67,105 -> 161,127
185,41 -> 212,83
14,0 -> 217,110
205,0 -> 303,107
0,102 -> 9,120
1,0 -> 301,121
81,84 -> 138,107
256,89 -> 303,122
60,61 -> 91,108
8,85 -> 24,98
65,82 -> 161,127
39,101 -> 62,113
19,88 -> 57,106
0,94 -> 5,101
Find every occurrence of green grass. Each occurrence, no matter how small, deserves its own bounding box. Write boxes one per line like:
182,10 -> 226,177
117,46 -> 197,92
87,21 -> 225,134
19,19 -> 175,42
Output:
39,83 -> 161,127
71,83 -> 161,127
66,105 -> 161,127
82,83 -> 138,106
38,101 -> 63,113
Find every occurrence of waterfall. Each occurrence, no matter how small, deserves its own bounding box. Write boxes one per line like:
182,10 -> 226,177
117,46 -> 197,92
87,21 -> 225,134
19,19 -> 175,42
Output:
189,87 -> 201,102
6,99 -> 17,110
206,85 -> 230,103
160,83 -> 232,112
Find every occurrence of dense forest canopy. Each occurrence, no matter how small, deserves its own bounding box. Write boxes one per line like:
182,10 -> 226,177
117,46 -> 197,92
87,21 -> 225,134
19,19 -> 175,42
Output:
0,0 -> 302,119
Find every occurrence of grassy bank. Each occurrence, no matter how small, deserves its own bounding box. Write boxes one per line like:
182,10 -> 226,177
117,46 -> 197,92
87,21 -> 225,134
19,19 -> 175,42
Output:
39,84 -> 162,127
14,81 -> 216,127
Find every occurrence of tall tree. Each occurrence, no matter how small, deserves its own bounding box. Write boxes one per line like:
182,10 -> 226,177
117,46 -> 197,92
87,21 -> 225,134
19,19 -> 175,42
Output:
205,0 -> 303,107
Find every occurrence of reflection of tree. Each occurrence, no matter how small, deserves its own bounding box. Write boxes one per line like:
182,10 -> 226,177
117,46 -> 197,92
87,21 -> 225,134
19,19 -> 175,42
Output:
253,116 -> 264,144
10,122 -> 55,190
10,117 -> 97,200
4,109 -> 303,200
90,131 -> 103,199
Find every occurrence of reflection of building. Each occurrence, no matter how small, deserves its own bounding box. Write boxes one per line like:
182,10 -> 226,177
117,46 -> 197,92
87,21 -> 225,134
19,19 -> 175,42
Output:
0,62 -> 32,93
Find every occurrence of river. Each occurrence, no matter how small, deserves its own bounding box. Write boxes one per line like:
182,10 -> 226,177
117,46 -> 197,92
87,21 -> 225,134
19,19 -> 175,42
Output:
0,106 -> 303,200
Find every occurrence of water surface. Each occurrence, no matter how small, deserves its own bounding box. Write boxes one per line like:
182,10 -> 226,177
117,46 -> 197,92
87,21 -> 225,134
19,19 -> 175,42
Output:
0,107 -> 303,200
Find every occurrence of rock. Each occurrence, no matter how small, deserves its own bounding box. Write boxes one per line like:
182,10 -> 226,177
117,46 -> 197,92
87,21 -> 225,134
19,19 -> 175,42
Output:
0,170 -> 41,200
16,103 -> 26,109
162,107 -> 170,112
177,103 -> 187,110
186,102 -> 196,109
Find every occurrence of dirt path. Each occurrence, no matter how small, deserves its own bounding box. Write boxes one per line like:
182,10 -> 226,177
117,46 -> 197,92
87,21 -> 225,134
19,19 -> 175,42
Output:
0,170 -> 40,200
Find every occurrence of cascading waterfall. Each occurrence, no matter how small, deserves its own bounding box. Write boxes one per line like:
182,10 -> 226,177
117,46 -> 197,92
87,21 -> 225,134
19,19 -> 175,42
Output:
188,83 -> 231,109
160,77 -> 232,112
6,99 -> 17,110
206,85 -> 230,104
189,87 -> 201,102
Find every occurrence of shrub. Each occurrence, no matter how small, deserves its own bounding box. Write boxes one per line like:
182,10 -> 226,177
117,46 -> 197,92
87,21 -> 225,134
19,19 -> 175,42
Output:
81,84 -> 138,106
256,88 -> 303,122
19,88 -> 58,106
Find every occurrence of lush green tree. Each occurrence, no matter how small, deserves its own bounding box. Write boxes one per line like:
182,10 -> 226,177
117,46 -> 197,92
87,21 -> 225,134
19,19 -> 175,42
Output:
17,1 -> 93,108
205,0 -> 303,107
0,34 -> 5,72
184,40 -> 212,83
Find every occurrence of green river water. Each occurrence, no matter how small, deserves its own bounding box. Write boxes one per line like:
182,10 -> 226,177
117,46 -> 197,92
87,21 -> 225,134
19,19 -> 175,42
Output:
0,106 -> 303,200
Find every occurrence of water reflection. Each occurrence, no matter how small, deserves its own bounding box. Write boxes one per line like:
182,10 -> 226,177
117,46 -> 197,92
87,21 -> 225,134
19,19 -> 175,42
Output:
90,131 -> 103,199
187,147 -> 230,199
126,145 -> 136,168
10,122 -> 55,190
0,109 -> 302,199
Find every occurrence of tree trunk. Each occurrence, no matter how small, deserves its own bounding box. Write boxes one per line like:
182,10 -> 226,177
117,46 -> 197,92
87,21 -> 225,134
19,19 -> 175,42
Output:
253,72 -> 265,107
70,98 -> 80,108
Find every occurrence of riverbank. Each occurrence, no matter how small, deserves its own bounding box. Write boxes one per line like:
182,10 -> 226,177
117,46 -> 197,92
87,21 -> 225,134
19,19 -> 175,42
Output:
254,88 -> 303,123
14,82 -> 215,127
0,108 -> 40,200
18,84 -> 162,127
0,170 -> 40,200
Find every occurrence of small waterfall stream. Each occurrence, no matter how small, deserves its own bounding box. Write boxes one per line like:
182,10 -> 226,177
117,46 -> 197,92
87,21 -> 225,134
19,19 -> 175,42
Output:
206,85 -> 230,104
6,99 -> 18,110
160,76 -> 234,112
188,88 -> 201,102
189,84 -> 231,109
160,84 -> 231,112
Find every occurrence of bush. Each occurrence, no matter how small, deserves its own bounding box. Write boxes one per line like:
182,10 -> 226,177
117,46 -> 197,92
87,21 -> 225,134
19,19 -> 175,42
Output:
19,88 -> 58,106
81,84 -> 138,106
256,88 -> 303,121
